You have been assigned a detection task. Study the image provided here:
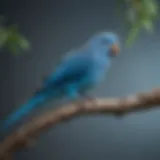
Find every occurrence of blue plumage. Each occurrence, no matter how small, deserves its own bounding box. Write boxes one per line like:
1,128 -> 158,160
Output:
1,31 -> 120,131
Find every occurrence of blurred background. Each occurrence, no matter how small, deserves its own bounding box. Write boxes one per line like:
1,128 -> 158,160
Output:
0,0 -> 160,159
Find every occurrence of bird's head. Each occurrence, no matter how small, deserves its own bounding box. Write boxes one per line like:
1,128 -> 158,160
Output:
87,32 -> 120,57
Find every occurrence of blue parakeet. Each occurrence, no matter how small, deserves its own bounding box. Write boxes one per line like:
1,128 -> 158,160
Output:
1,31 -> 120,131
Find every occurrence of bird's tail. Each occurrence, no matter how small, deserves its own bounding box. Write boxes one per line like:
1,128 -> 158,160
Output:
1,93 -> 49,131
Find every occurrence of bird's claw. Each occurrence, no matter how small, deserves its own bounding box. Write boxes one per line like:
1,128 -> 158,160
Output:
75,96 -> 96,111
75,100 -> 86,111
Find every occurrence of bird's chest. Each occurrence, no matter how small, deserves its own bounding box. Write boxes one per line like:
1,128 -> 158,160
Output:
88,55 -> 111,83
92,54 -> 110,72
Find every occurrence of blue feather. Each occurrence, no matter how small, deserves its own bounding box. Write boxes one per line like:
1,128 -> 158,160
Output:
1,94 -> 48,130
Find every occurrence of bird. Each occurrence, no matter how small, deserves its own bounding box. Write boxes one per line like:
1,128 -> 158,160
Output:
1,31 -> 120,131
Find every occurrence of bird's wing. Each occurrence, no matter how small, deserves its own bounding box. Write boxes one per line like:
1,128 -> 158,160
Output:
44,53 -> 92,88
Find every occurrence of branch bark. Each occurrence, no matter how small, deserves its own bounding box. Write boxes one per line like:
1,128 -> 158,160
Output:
1,88 -> 160,160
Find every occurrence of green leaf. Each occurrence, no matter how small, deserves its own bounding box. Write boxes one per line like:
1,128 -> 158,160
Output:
126,8 -> 137,24
0,16 -> 30,55
143,0 -> 158,16
17,36 -> 30,50
8,43 -> 19,54
4,25 -> 30,55
123,0 -> 159,46
142,19 -> 154,32
126,23 -> 141,46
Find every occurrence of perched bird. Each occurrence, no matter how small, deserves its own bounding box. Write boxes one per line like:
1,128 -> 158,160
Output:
1,31 -> 120,130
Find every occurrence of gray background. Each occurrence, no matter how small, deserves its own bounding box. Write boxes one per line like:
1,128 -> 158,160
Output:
0,0 -> 160,159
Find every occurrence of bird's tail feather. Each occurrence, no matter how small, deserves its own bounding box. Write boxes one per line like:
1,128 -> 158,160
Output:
1,93 -> 49,131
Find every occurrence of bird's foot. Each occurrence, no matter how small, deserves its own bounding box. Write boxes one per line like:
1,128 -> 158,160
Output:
75,95 -> 96,111
74,100 -> 86,112
84,95 -> 96,106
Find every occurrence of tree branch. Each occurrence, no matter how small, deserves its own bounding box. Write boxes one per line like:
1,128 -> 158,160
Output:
1,88 -> 160,160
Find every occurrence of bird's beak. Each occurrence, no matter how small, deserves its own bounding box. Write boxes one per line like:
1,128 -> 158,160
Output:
110,43 -> 120,56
